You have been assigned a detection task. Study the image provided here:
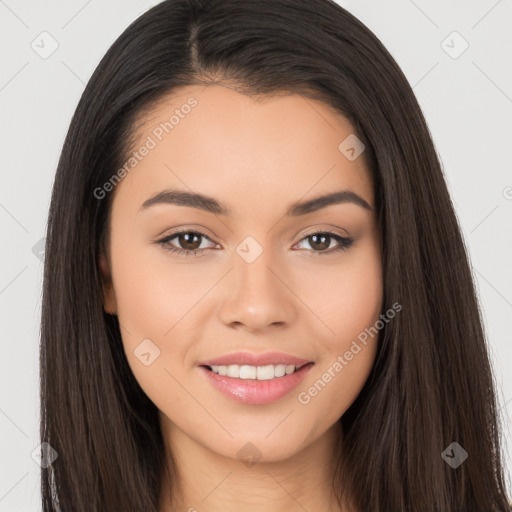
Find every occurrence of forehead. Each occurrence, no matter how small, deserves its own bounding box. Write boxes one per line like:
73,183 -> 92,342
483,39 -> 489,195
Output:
111,84 -> 373,218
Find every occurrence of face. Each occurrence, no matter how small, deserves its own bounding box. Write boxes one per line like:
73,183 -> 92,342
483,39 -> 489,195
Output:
100,84 -> 382,463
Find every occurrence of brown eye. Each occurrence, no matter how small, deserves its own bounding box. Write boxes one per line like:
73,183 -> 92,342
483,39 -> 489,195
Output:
295,231 -> 353,255
176,232 -> 202,251
308,233 -> 331,251
157,230 -> 216,256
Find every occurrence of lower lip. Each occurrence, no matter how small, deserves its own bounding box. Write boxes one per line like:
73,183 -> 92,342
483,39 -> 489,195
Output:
199,363 -> 314,405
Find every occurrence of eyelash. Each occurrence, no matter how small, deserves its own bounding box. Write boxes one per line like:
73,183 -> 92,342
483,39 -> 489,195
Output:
156,228 -> 354,257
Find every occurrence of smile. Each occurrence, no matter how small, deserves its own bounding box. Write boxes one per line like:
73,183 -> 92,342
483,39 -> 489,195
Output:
199,361 -> 314,405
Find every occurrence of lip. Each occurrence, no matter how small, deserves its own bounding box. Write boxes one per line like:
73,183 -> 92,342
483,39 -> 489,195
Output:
198,361 -> 315,406
198,351 -> 312,368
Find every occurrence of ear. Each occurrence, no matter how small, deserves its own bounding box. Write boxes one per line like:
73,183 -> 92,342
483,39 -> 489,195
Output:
99,249 -> 117,315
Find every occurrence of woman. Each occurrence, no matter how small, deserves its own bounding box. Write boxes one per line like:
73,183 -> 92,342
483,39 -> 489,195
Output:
40,0 -> 511,510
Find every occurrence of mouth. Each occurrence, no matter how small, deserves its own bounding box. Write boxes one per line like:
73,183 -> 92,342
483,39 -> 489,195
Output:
198,361 -> 314,405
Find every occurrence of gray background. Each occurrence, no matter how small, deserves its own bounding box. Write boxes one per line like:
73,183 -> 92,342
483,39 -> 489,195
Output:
1,0 -> 511,509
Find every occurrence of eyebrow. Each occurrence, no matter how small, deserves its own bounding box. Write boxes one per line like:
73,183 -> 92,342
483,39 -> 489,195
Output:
139,188 -> 372,216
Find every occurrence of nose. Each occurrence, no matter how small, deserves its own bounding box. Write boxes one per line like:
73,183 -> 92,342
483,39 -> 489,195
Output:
219,244 -> 297,332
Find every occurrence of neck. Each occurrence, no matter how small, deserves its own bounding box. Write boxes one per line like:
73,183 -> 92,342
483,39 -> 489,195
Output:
158,416 -> 353,512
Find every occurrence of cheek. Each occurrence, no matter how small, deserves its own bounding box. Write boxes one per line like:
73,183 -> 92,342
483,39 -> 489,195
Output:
296,340 -> 378,433
300,241 -> 383,344
108,237 -> 198,399
111,237 -> 208,336
111,263 -> 198,418
294,244 -> 382,424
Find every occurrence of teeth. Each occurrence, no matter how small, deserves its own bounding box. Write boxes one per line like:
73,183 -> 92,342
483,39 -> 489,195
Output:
209,364 -> 298,380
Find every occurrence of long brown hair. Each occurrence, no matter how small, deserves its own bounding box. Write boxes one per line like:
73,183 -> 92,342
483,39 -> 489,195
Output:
40,0 -> 511,510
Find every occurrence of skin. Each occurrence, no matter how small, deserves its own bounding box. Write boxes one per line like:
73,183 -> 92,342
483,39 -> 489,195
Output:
100,83 -> 383,512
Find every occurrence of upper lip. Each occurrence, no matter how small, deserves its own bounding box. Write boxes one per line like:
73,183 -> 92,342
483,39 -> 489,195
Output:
199,351 -> 312,368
